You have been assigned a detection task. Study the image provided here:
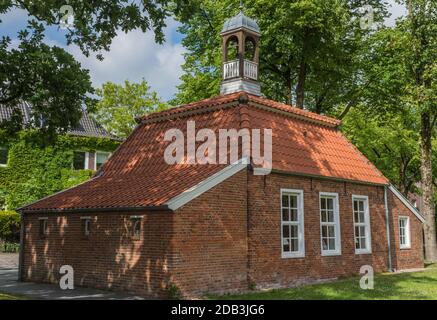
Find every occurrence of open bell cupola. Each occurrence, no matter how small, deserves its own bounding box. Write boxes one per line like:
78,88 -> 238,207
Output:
220,9 -> 261,96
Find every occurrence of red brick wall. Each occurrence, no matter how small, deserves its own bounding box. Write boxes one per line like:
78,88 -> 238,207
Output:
171,169 -> 248,296
389,192 -> 424,270
247,173 -> 391,289
21,170 -> 424,297
22,211 -> 174,297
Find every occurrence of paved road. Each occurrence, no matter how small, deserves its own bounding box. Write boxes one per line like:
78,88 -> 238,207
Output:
0,253 -> 144,300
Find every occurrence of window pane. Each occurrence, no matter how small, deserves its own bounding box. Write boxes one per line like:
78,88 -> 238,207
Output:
322,238 -> 328,250
327,198 -> 333,210
327,211 -> 334,222
0,148 -> 8,165
355,226 -> 361,237
283,238 -> 290,252
321,197 -> 326,210
328,239 -> 336,250
96,152 -> 110,170
328,226 -> 335,237
322,225 -> 328,238
282,225 -> 290,238
353,201 -> 358,212
321,210 -> 327,222
359,201 -> 364,212
73,152 -> 86,170
282,195 -> 289,208
290,225 -> 298,238
282,209 -> 289,222
290,239 -> 299,252
289,195 -> 297,209
290,209 -> 298,222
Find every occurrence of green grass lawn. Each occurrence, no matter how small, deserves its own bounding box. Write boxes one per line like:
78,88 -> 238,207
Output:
210,264 -> 437,300
0,292 -> 24,300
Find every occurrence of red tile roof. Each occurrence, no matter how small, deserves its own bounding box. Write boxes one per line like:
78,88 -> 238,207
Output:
21,92 -> 388,213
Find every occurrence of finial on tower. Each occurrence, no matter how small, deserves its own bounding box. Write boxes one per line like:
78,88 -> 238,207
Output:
220,10 -> 261,96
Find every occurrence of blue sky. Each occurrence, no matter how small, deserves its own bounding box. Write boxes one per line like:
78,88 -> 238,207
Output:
0,1 -> 406,102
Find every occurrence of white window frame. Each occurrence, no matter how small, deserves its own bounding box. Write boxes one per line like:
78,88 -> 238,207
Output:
280,189 -> 305,258
319,192 -> 341,256
73,151 -> 89,170
0,147 -> 8,167
352,195 -> 372,254
81,216 -> 91,236
399,216 -> 411,249
38,217 -> 48,237
95,151 -> 111,170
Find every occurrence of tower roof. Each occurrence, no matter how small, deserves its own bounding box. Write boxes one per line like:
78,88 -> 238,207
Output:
221,11 -> 260,35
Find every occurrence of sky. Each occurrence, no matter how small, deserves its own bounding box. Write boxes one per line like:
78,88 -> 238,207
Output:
0,1 -> 407,102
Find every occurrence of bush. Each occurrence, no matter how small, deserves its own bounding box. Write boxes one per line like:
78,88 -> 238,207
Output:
0,210 -> 20,243
1,242 -> 20,253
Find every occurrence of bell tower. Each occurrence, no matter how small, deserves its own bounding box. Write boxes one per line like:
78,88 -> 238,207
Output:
220,9 -> 261,96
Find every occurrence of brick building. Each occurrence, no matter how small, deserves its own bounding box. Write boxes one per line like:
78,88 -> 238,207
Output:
18,11 -> 424,298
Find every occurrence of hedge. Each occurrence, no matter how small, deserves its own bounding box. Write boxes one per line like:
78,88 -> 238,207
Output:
0,210 -> 20,243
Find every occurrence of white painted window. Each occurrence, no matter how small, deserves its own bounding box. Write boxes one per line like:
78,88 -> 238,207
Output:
73,151 -> 89,170
95,151 -> 111,170
353,195 -> 372,254
0,147 -> 8,167
281,189 -> 305,258
81,217 -> 91,236
320,192 -> 341,256
38,217 -> 48,237
130,216 -> 143,240
399,216 -> 411,249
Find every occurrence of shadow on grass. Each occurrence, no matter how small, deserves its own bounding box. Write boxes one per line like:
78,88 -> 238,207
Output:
209,265 -> 437,300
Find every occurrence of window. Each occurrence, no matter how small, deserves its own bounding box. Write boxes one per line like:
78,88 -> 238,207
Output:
130,216 -> 143,240
399,216 -> 411,249
73,151 -> 89,170
95,151 -> 111,170
320,192 -> 341,256
0,147 -> 8,166
281,189 -> 305,258
81,217 -> 91,237
353,195 -> 372,254
39,217 -> 48,238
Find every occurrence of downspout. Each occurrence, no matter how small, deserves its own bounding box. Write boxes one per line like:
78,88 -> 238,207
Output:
18,211 -> 25,281
384,186 -> 393,272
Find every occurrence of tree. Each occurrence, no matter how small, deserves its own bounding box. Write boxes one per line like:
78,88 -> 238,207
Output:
172,0 -> 388,111
402,0 -> 437,261
0,0 -> 194,136
0,23 -> 93,137
92,80 -> 168,139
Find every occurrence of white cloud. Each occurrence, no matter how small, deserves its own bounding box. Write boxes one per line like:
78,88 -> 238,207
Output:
55,19 -> 186,101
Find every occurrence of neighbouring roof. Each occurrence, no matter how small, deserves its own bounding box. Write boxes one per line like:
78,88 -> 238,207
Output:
0,101 -> 114,140
20,92 -> 389,213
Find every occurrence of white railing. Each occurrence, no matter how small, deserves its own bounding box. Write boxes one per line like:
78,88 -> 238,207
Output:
223,59 -> 258,80
223,60 -> 240,79
244,60 -> 258,80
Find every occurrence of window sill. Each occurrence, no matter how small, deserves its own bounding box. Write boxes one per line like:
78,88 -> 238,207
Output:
321,251 -> 342,257
400,246 -> 411,250
355,250 -> 372,255
282,252 -> 305,259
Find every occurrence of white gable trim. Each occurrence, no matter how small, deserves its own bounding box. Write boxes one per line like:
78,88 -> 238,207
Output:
389,185 -> 425,223
166,157 -> 249,211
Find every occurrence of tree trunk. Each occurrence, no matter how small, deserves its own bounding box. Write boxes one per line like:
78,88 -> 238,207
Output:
420,111 -> 437,262
295,57 -> 307,109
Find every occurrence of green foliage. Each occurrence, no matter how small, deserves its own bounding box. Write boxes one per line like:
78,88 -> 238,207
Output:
0,22 -> 94,137
167,283 -> 182,300
172,0 -> 388,111
92,80 -> 168,138
1,242 -> 20,253
0,210 -> 20,242
0,131 -> 119,210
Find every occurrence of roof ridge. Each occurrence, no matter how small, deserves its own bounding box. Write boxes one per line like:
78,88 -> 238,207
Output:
141,92 -> 341,127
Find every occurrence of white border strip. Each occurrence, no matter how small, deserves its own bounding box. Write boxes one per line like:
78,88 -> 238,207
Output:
166,157 -> 249,211
389,185 -> 425,223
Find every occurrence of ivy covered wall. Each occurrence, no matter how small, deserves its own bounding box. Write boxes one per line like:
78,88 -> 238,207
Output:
0,130 -> 120,210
